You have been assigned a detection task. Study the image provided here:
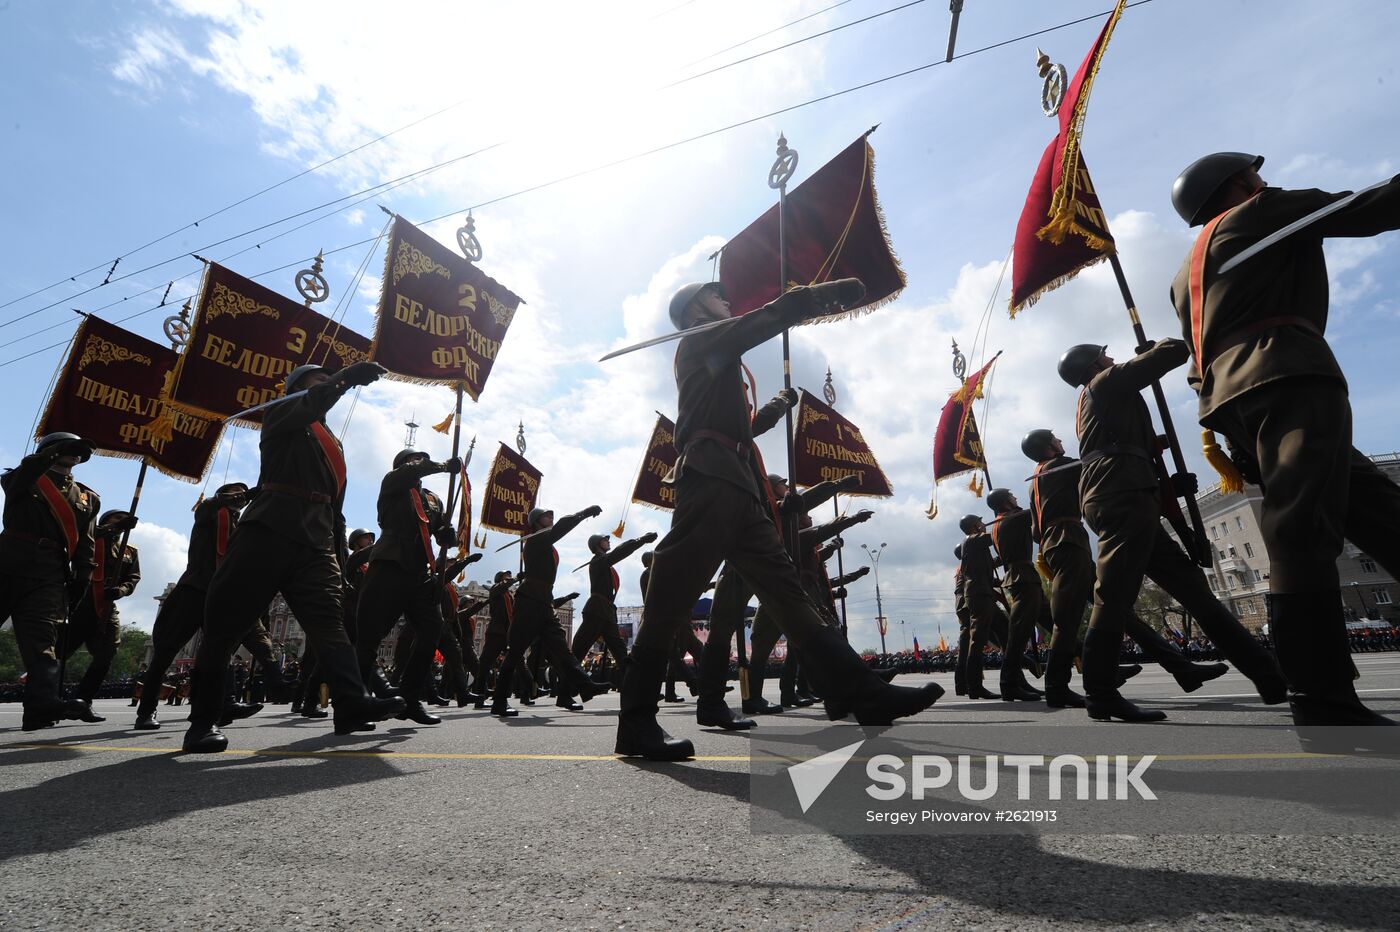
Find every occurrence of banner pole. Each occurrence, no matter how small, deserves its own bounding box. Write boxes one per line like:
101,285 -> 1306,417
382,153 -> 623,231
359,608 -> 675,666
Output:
434,383 -> 466,590
824,369 -> 851,641
1106,253 -> 1210,566
768,134 -> 801,564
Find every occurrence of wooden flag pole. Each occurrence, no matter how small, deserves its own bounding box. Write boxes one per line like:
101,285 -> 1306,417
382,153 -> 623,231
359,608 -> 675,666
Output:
823,369 -> 851,641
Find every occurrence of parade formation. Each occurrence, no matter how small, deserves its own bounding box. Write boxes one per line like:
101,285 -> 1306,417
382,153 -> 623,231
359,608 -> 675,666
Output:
4,0 -> 1400,768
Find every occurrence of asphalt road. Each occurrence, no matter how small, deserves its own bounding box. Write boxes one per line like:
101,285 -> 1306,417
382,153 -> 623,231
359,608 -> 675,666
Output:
4,656 -> 1400,930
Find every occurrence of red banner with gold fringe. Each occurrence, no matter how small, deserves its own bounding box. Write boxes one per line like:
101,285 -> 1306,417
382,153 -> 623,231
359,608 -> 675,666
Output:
165,262 -> 370,426
718,132 -> 904,321
479,443 -> 542,535
371,215 -> 523,398
792,389 -> 893,497
37,315 -> 223,481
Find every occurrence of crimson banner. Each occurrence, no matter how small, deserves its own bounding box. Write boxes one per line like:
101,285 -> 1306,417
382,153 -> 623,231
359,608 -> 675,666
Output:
456,467 -> 473,554
37,315 -> 223,481
630,414 -> 678,512
932,358 -> 996,483
479,443 -> 541,535
792,390 -> 893,497
1009,1 -> 1126,313
167,262 -> 370,425
371,215 -> 523,398
718,133 -> 905,320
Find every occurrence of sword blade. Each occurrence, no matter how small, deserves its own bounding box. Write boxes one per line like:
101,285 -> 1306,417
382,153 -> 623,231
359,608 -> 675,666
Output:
494,526 -> 551,552
598,314 -> 745,362
224,388 -> 310,422
1218,179 -> 1391,274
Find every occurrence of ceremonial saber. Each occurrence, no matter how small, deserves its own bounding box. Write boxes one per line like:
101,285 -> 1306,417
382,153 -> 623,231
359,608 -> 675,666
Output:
495,525 -> 553,552
598,313 -> 746,362
223,388 -> 310,422
1218,178 -> 1391,274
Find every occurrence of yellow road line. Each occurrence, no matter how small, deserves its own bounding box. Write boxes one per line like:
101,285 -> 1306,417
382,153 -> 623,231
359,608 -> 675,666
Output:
3,742 -> 750,762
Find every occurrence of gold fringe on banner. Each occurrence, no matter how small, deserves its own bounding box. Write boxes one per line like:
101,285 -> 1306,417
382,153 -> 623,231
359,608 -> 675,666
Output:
144,404 -> 178,444
1201,429 -> 1244,494
432,411 -> 454,434
1036,552 -> 1054,582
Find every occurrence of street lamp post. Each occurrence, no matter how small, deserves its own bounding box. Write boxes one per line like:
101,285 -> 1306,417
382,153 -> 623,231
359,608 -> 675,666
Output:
896,618 -> 912,652
863,542 -> 888,654
1352,581 -> 1372,621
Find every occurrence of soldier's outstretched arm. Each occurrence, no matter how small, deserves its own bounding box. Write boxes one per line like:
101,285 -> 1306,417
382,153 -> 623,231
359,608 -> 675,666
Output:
1105,339 -> 1190,392
608,532 -> 657,565
690,280 -> 865,364
751,388 -> 797,437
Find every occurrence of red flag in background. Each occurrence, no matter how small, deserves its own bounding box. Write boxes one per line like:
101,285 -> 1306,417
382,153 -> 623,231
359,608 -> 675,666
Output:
718,132 -> 905,321
456,466 -> 473,556
927,355 -> 999,518
1009,0 -> 1127,314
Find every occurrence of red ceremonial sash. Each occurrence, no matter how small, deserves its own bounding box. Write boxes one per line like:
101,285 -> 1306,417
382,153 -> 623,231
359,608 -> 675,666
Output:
1188,194 -> 1258,367
552,547 -> 560,568
610,567 -> 620,596
309,422 -> 347,497
35,475 -> 80,556
409,488 -> 436,569
92,544 -> 108,618
1031,463 -> 1045,536
446,585 -> 460,611
216,508 -> 232,565
503,591 -> 515,622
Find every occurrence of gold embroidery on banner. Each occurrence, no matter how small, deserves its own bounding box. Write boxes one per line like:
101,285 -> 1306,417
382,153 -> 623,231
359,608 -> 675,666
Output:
480,289 -> 516,328
799,406 -> 830,431
315,332 -> 369,365
205,282 -> 282,324
393,241 -> 451,286
77,335 -> 153,371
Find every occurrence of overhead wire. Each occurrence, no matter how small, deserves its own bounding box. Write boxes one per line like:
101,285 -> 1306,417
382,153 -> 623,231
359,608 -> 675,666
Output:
0,1 -> 1158,370
0,0 -> 876,321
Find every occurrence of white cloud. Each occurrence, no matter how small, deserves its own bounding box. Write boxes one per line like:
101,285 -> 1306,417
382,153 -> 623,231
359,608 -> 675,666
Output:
122,521 -> 191,631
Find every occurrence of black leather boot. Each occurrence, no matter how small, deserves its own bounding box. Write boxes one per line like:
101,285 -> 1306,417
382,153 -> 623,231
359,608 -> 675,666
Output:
134,709 -> 162,730
396,700 -> 443,725
1172,662 -> 1229,693
22,658 -> 87,730
1082,629 -> 1164,723
362,665 -> 402,699
1272,592 -> 1397,727
794,627 -> 943,726
556,694 -> 584,712
182,665 -> 231,752
78,700 -> 106,723
615,646 -> 694,761
964,652 -> 998,700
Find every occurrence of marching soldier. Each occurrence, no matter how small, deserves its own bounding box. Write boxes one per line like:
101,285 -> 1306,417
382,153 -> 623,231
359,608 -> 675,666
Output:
572,531 -> 657,670
1,432 -> 99,731
958,515 -> 1009,700
1169,153 -> 1400,726
137,484 -> 287,730
1021,428 -> 1223,709
60,508 -> 140,721
951,544 -> 973,697
355,448 -> 469,726
184,361 -> 405,752
471,571 -> 518,709
616,278 -> 942,761
490,505 -> 610,718
1058,340 -> 1287,722
985,490 -> 1046,702
296,525 -> 376,718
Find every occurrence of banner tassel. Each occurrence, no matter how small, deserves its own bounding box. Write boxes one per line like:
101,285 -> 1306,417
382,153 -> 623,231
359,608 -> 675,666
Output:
144,405 -> 178,444
612,519 -> 626,538
1201,430 -> 1245,494
1036,551 -> 1054,582
432,411 -> 454,434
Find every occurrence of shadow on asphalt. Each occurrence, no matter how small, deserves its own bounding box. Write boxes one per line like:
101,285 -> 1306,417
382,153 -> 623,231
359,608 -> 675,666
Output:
0,731 -> 406,862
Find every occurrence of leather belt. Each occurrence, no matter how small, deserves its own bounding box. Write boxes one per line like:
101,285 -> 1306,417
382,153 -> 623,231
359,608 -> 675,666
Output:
259,482 -> 333,504
1081,444 -> 1151,465
687,429 -> 751,458
0,530 -> 64,550
1041,517 -> 1081,530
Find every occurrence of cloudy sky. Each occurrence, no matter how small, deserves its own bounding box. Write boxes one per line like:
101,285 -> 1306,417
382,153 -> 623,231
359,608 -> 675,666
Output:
2,0 -> 1397,648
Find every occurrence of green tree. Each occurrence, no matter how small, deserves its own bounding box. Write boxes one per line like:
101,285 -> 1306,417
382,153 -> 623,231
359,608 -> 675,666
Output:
0,624 -> 151,686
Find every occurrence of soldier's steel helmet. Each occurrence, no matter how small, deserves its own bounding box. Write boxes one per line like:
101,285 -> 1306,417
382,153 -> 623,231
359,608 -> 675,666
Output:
527,507 -> 553,529
99,509 -> 132,526
1058,344 -> 1107,387
393,449 -> 426,469
215,481 -> 250,497
587,533 -> 609,553
1172,152 -> 1264,226
285,364 -> 333,394
1021,429 -> 1056,462
958,514 -> 983,534
986,489 -> 1015,513
668,281 -> 725,330
36,432 -> 93,463
348,528 -> 376,546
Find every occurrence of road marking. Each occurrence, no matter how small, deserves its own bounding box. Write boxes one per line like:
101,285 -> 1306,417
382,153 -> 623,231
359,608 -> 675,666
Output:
2,742 -> 750,762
